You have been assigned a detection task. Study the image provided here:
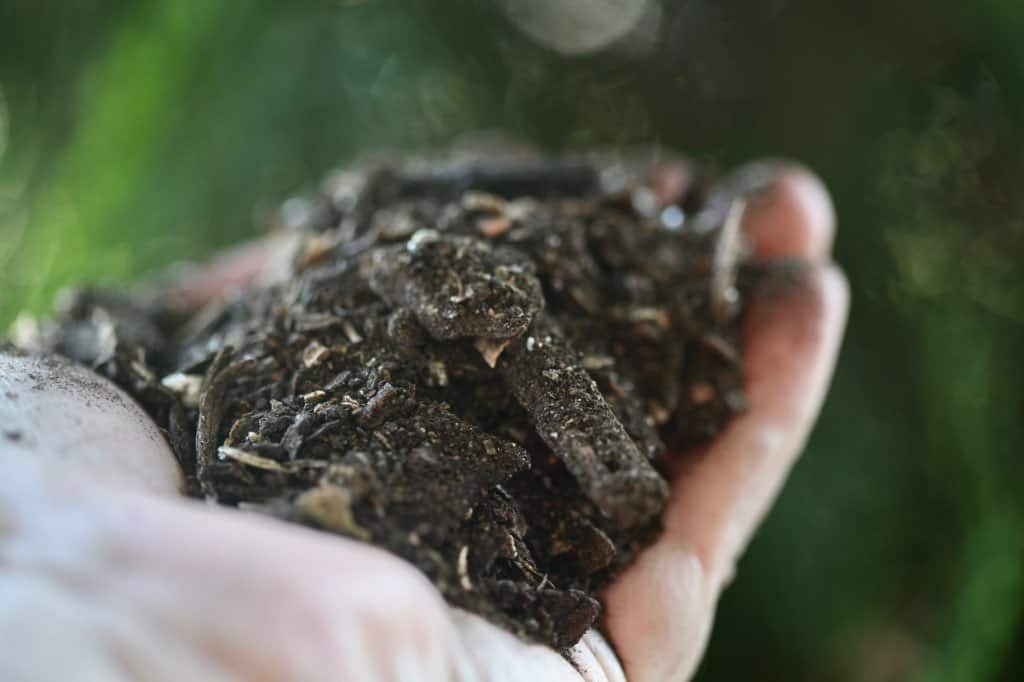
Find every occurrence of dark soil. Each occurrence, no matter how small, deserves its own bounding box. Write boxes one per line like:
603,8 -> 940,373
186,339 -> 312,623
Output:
31,151 -> 764,651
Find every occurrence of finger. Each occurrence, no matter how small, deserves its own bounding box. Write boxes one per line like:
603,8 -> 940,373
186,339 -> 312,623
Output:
656,160 -> 840,573
447,615 -> 626,682
0,375 -> 579,681
450,611 -> 584,681
602,536 -> 714,682
700,160 -> 835,261
668,264 -> 848,577
0,348 -> 182,497
605,264 -> 849,681
0,456 -> 598,682
0,367 -> 594,682
153,231 -> 300,312
573,630 -> 628,682
742,164 -> 835,260
0,477 -> 465,682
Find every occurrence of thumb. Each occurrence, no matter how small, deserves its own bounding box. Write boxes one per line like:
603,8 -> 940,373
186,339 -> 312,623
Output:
0,347 -> 182,497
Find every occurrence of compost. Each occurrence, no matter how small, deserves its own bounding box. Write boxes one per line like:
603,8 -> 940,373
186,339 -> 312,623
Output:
37,152 -> 764,650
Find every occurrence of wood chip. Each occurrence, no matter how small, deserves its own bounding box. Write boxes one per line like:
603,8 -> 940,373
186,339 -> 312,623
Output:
458,545 -> 473,590
161,372 -> 204,408
217,445 -> 286,471
710,198 -> 745,323
474,337 -> 511,368
302,340 -> 330,368
295,483 -> 371,540
477,215 -> 513,238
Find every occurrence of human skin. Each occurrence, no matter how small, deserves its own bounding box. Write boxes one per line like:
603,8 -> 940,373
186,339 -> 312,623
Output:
0,165 -> 847,682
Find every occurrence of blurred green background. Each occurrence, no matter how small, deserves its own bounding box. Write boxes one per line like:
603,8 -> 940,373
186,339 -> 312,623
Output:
1,1 -> 1022,679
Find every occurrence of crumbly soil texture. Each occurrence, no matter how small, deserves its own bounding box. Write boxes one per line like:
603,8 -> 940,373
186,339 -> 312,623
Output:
34,152 -> 763,651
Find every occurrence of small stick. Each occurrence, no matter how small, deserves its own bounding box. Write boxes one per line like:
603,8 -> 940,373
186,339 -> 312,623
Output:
710,198 -> 745,323
195,347 -> 255,497
499,315 -> 669,528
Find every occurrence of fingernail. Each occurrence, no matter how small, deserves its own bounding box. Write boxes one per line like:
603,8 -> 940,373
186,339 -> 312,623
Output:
773,168 -> 835,256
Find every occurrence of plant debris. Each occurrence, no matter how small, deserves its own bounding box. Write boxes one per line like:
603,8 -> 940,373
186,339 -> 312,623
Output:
25,151 -> 766,651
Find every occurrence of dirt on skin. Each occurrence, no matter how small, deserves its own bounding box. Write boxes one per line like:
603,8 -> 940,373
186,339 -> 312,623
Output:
26,151 -> 769,651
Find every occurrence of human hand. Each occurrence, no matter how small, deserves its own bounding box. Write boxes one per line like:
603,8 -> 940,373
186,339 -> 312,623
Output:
0,164 -> 847,681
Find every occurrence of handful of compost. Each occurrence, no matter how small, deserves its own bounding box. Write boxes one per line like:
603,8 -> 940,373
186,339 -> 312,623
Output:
35,153 -> 760,650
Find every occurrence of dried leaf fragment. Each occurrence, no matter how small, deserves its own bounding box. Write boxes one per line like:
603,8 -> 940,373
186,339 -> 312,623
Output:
161,372 -> 203,408
295,483 -> 371,540
217,445 -> 286,471
474,337 -> 511,368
